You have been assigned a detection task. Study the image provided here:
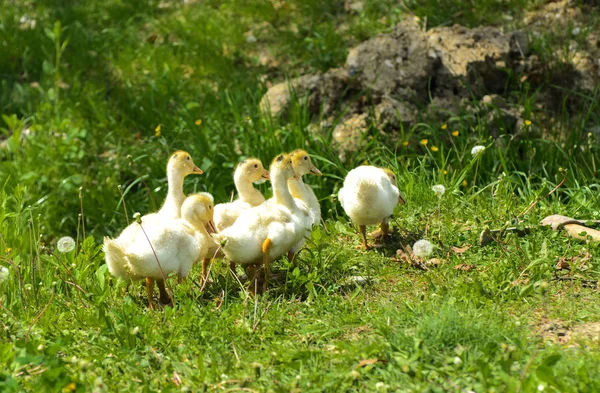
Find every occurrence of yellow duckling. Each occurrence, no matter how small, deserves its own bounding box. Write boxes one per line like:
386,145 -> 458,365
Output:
287,149 -> 322,256
212,154 -> 309,293
115,151 -> 203,249
103,193 -> 217,309
338,165 -> 405,249
213,158 -> 270,232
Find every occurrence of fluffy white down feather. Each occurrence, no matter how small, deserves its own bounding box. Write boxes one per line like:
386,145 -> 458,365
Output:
104,219 -> 207,281
213,202 -> 308,265
338,166 -> 400,226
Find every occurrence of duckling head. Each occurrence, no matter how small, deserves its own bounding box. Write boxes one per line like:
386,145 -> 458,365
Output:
182,192 -> 217,234
168,150 -> 203,178
382,168 -> 405,205
235,157 -> 270,183
271,153 -> 299,180
290,149 -> 322,177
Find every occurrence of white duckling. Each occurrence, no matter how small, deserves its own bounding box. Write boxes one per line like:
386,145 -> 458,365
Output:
213,158 -> 270,232
115,150 -> 203,249
212,154 -> 308,293
286,149 -> 322,256
103,193 -> 217,309
338,165 -> 405,249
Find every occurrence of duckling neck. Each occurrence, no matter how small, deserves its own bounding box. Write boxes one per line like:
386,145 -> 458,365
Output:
272,168 -> 296,209
288,177 -> 306,201
234,172 -> 263,205
161,170 -> 185,218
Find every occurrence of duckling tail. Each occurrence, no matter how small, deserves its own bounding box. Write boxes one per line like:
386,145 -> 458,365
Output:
103,237 -> 132,279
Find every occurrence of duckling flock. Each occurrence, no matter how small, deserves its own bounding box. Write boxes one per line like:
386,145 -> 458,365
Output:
103,150 -> 403,309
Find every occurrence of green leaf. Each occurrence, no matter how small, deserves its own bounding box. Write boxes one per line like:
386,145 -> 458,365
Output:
542,354 -> 562,368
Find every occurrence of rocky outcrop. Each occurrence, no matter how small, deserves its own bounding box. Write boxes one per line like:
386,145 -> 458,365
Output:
260,10 -> 600,159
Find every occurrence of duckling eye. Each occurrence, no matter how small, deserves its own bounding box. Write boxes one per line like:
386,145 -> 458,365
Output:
209,205 -> 212,210
303,156 -> 308,161
254,164 -> 258,168
186,156 -> 190,161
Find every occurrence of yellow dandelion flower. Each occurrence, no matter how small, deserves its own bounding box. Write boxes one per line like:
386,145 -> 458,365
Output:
194,119 -> 202,126
363,160 -> 369,165
63,383 -> 76,393
441,123 -> 447,130
5,247 -> 11,253
402,140 -> 409,147
420,139 -> 428,146
443,170 -> 448,175
154,124 -> 161,137
524,120 -> 532,126
431,146 -> 439,152
462,179 -> 468,187
452,130 -> 459,137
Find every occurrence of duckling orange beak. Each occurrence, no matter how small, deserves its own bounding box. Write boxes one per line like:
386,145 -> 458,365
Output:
261,170 -> 270,180
309,165 -> 322,176
205,220 -> 217,234
398,193 -> 406,205
192,166 -> 204,175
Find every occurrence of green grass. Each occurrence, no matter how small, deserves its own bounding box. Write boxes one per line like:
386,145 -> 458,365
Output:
2,0 -> 600,391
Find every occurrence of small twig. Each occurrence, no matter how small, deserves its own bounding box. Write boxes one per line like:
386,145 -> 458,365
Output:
200,246 -> 222,292
137,219 -> 173,302
552,276 -> 598,288
79,187 -> 86,240
519,172 -> 566,219
516,348 -> 538,393
232,341 -> 241,364
26,292 -> 54,341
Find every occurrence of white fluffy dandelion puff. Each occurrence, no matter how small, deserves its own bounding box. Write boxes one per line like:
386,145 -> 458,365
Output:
413,239 -> 434,257
471,145 -> 485,156
432,184 -> 446,196
0,266 -> 8,283
57,236 -> 76,253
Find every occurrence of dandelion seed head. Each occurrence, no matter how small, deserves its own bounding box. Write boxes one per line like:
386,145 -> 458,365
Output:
57,236 -> 76,253
432,184 -> 446,196
413,239 -> 434,257
0,266 -> 8,283
538,385 -> 544,391
454,356 -> 462,365
471,145 -> 485,156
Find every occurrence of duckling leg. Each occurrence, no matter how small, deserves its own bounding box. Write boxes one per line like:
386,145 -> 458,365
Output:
156,279 -> 173,307
358,225 -> 370,249
369,222 -> 391,240
145,277 -> 155,310
287,250 -> 295,262
381,222 -> 390,238
261,238 -> 273,293
201,257 -> 210,281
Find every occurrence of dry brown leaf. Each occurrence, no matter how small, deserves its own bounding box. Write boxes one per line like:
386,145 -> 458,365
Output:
358,359 -> 379,367
427,258 -> 447,266
172,371 -> 182,386
555,259 -> 571,271
454,264 -> 476,271
451,245 -> 471,254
